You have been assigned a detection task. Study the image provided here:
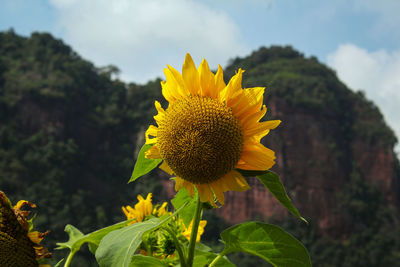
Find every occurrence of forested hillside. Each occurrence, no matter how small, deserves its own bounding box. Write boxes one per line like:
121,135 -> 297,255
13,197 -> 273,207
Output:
1,30 -> 399,266
0,30 -> 165,265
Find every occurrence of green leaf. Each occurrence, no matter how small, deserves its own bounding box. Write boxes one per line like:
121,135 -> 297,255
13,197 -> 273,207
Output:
56,224 -> 84,250
95,201 -> 189,267
88,242 -> 99,254
235,169 -> 269,177
171,188 -> 197,227
95,218 -> 161,267
257,171 -> 307,223
130,255 -> 167,267
194,242 -> 212,252
129,144 -> 162,183
56,220 -> 130,254
221,222 -> 311,267
193,249 -> 236,267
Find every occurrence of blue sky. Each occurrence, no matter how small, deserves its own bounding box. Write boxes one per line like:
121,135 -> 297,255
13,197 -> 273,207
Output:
1,0 -> 400,150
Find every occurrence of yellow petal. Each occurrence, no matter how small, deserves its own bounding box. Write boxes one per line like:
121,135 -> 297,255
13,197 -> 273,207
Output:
241,104 -> 268,130
243,120 -> 281,140
183,180 -> 195,197
157,202 -> 168,216
14,200 -> 36,210
163,67 -> 186,101
161,80 -> 175,103
144,193 -> 153,215
27,231 -> 45,244
145,145 -> 161,159
182,53 -> 201,95
167,65 -> 187,96
198,58 -> 215,97
126,205 -> 135,213
214,65 -> 226,96
230,87 -> 265,120
210,182 -> 225,205
237,143 -> 276,170
159,161 -> 174,175
195,184 -> 215,204
196,220 -> 207,241
221,69 -> 244,104
175,176 -> 184,191
199,220 -> 207,228
122,206 -> 129,218
145,125 -> 158,144
153,101 -> 165,125
218,170 -> 250,192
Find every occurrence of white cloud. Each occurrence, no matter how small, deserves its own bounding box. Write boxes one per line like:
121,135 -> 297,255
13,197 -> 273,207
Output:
327,44 -> 400,149
49,0 -> 247,83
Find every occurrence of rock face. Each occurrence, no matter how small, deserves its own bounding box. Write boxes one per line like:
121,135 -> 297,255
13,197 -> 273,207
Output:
214,47 -> 399,237
159,47 -> 399,237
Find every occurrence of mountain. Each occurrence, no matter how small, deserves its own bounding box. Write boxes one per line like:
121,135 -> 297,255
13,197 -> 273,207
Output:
1,31 -> 399,266
216,47 -> 399,236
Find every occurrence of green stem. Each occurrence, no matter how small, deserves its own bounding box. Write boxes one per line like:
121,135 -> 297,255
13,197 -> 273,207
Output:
64,250 -> 76,267
146,242 -> 152,257
208,252 -> 226,267
163,227 -> 188,267
187,193 -> 202,267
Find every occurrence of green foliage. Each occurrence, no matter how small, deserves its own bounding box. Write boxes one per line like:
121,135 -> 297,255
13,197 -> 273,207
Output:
257,171 -> 306,223
129,144 -> 162,183
95,218 -> 163,267
130,255 -> 166,266
95,201 -> 188,267
276,169 -> 400,267
56,220 -> 130,265
192,249 -> 235,267
171,188 -> 197,227
351,91 -> 397,147
236,169 -> 306,222
220,222 -> 311,267
0,30 -> 164,265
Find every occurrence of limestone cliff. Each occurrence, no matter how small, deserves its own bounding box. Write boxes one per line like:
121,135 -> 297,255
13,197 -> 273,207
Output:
215,47 -> 399,237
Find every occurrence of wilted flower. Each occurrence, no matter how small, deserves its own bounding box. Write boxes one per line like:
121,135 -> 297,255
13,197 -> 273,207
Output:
0,191 -> 51,267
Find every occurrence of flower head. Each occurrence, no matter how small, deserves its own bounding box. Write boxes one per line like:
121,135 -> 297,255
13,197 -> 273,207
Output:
122,193 -> 167,224
181,219 -> 207,242
0,191 -> 51,267
122,193 -> 206,261
122,193 -> 206,242
145,54 -> 280,205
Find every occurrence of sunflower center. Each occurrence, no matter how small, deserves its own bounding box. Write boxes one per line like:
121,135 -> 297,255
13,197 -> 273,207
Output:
157,96 -> 243,184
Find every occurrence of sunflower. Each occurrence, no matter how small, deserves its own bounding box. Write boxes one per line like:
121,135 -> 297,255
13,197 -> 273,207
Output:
145,54 -> 280,205
0,191 -> 51,267
122,193 -> 206,242
181,219 -> 207,242
122,193 -> 206,261
122,193 -> 168,224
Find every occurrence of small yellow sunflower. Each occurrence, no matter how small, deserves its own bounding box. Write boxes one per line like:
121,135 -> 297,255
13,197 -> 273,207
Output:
122,193 -> 168,224
0,191 -> 51,267
145,54 -> 280,205
122,193 -> 206,243
181,219 -> 207,242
